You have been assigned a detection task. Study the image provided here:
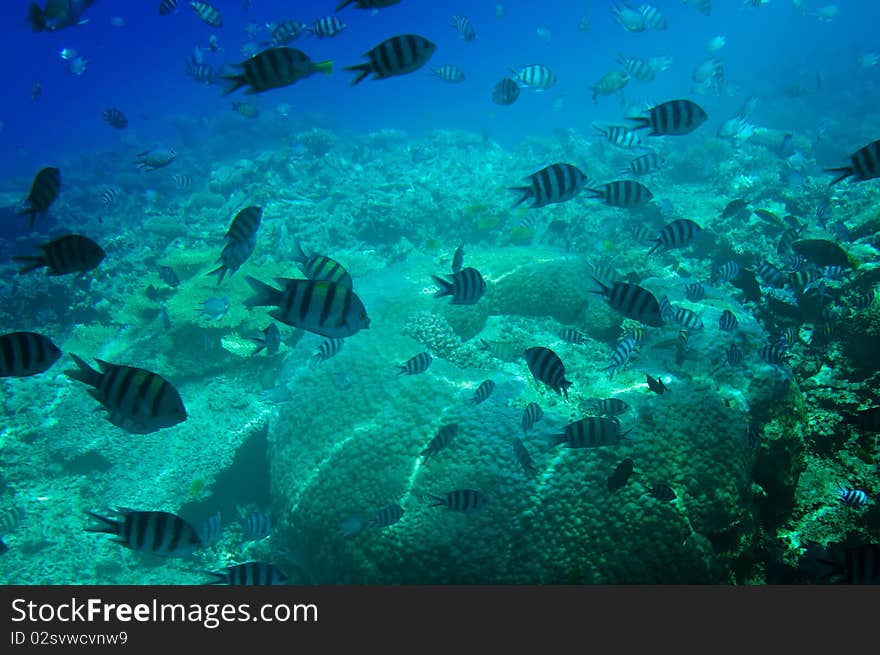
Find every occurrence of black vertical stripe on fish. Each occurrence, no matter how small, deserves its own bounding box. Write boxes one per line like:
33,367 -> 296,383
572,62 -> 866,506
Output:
827,139 -> 880,185
627,151 -> 665,176
310,337 -> 344,367
14,234 -> 105,276
191,1 -> 222,27
524,347 -> 572,399
521,402 -> 543,432
243,511 -> 271,541
584,397 -> 631,416
368,503 -> 404,528
630,99 -> 707,136
420,423 -> 458,462
590,278 -> 664,327
685,282 -> 705,301
0,332 -> 61,378
712,261 -> 740,284
208,561 -> 288,585
309,16 -> 346,37
102,108 -> 128,129
512,437 -> 538,477
346,34 -> 436,85
510,163 -> 588,208
603,336 -> 637,379
85,508 -> 202,556
427,489 -> 486,513
758,342 -> 791,366
158,265 -> 180,287
398,352 -> 432,375
585,180 -> 653,208
551,416 -> 627,448
647,219 -> 701,255
470,379 -> 495,404
726,342 -> 742,367
17,167 -> 60,228
558,327 -> 587,345
432,267 -> 485,305
719,310 -> 738,331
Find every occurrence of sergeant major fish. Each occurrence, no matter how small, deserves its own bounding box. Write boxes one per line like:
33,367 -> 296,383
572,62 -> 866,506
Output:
17,166 -> 60,227
433,267 -> 485,305
223,47 -> 332,94
0,332 -> 62,378
13,234 -> 104,276
85,508 -> 201,556
345,34 -> 436,85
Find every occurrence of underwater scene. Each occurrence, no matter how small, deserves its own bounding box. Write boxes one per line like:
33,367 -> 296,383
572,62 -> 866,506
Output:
0,0 -> 878,585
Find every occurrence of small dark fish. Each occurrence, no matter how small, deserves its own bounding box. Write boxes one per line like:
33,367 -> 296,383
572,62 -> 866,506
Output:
726,342 -> 742,367
0,332 -> 61,378
433,267 -> 486,305
450,15 -> 476,41
470,379 -> 495,404
158,265 -> 180,287
159,0 -> 179,15
224,47 -> 332,94
630,99 -> 708,136
685,282 -> 705,302
427,489 -> 486,513
827,139 -> 880,185
451,244 -> 464,273
308,15 -> 346,37
243,511 -> 271,541
14,234 -> 105,276
65,355 -> 187,434
345,34 -> 436,85
101,185 -> 121,207
265,20 -> 307,46
719,309 -> 738,331
421,423 -> 457,462
721,198 -> 748,219
558,327 -> 587,345
207,561 -> 288,585
836,485 -> 868,507
585,180 -> 653,208
191,0 -> 222,27
135,146 -> 176,171
85,508 -> 202,556
648,483 -> 676,501
102,107 -> 127,129
512,437 -> 538,477
525,346 -> 572,398
17,166 -> 60,227
647,219 -> 701,255
432,64 -> 465,83
252,323 -> 281,355
398,351 -> 432,375
491,77 -> 520,105
646,373 -> 667,394
197,296 -> 229,321
607,458 -> 634,493
368,503 -> 404,528
159,306 -> 172,331
510,163 -> 589,209
208,206 -> 262,284
310,337 -> 344,367
521,402 -> 543,432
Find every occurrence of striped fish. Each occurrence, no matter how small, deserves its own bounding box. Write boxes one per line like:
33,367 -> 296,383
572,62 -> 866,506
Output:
677,329 -> 689,354
198,511 -> 221,546
626,151 -> 665,176
821,265 -> 851,281
512,437 -> 538,478
595,124 -> 643,149
685,282 -> 705,301
85,508 -> 202,556
491,77 -> 520,105
827,139 -> 880,185
433,267 -> 485,305
639,4 -> 668,29
551,416 -> 628,448
719,310 -> 738,331
621,324 -> 647,346
244,277 -> 370,338
836,485 -> 868,507
346,34 -> 436,85
558,327 -> 587,345
788,268 -> 821,289
243,511 -> 271,541
585,180 -> 653,208
427,489 -> 487,513
0,332 -> 61,378
292,244 -> 352,289
421,423 -> 457,462
432,64 -> 465,83
663,301 -> 703,330
17,166 -> 60,228
822,544 -> 880,584
208,561 -> 288,585
171,174 -> 192,189
337,0 -> 402,9
521,402 -> 543,432
510,163 -> 588,208
251,323 -> 281,356
102,108 -> 127,129
583,397 -> 631,417
14,234 -> 105,276
266,20 -> 307,45
159,0 -> 179,15
398,352 -> 432,375
158,265 -> 180,288
603,336 -> 637,379
777,227 -> 802,254
0,506 -> 25,535
758,342 -> 791,366
450,15 -> 476,41
65,355 -> 187,434
368,503 -> 404,528
712,261 -> 740,284
779,326 -> 800,348
617,54 -> 655,81
525,347 -> 572,399
647,219 -> 701,255
223,47 -> 332,95
510,64 -> 557,90
191,1 -> 222,27
470,379 -> 495,404
590,278 -> 665,327
101,185 -> 121,206
308,16 -> 346,37
208,206 -> 262,284
756,261 -> 786,288
310,337 -> 344,367
630,99 -> 708,136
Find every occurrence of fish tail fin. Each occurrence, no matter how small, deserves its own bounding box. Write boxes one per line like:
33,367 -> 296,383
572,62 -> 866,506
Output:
426,494 -> 446,508
83,511 -> 119,536
203,570 -> 228,585
508,186 -> 533,208
646,240 -> 661,256
27,3 -> 45,32
244,276 -> 281,308
825,166 -> 853,186
11,255 -> 44,274
250,338 -> 266,356
64,354 -> 101,388
561,380 -> 572,400
291,241 -> 308,264
314,60 -> 333,75
335,0 -> 355,9
588,275 -> 609,296
627,116 -> 651,131
206,262 -> 227,285
431,275 -> 454,298
221,73 -> 247,96
344,62 -> 371,86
